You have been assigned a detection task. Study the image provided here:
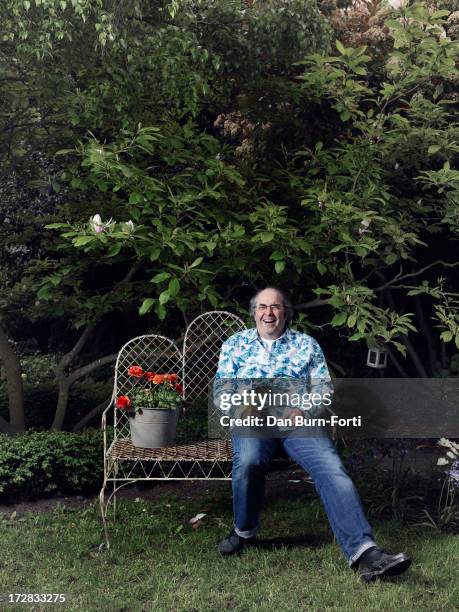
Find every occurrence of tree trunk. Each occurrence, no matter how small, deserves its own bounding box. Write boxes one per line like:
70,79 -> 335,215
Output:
50,264 -> 139,430
0,413 -> 21,434
51,373 -> 70,430
51,350 -> 117,430
0,322 -> 25,431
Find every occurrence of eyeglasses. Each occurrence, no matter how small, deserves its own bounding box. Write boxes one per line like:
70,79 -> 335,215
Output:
256,304 -> 284,312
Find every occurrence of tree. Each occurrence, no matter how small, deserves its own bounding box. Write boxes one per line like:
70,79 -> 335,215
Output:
1,0 -> 332,429
51,1 -> 459,378
2,0 -> 458,432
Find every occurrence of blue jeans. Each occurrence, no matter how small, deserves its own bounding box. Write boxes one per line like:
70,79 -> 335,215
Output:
231,433 -> 376,565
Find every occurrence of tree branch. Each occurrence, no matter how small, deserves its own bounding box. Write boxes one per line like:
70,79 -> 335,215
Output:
295,298 -> 330,310
58,262 -> 141,371
59,322 -> 97,370
52,262 -> 141,428
68,353 -> 117,385
72,395 -> 113,432
375,261 -> 459,291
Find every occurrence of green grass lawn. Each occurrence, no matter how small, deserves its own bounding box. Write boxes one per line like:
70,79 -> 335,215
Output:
0,486 -> 457,612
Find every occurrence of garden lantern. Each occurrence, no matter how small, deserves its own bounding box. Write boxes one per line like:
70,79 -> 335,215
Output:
366,346 -> 388,369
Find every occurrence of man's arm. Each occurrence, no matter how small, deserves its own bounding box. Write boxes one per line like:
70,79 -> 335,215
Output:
215,338 -> 238,380
213,338 -> 256,418
212,338 -> 239,412
307,338 -> 334,417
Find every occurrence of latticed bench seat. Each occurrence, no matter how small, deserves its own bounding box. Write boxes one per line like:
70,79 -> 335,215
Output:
109,438 -> 232,462
104,437 -> 290,492
104,437 -> 234,486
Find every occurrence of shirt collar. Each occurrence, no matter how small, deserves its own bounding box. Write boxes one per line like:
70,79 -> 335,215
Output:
247,327 -> 290,345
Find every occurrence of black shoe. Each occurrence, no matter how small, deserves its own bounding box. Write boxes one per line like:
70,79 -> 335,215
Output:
357,546 -> 412,582
218,529 -> 256,556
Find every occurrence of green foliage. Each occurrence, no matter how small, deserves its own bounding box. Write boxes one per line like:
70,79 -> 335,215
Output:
407,280 -> 459,349
173,0 -> 332,85
0,428 -> 105,501
43,119 -> 252,320
19,353 -> 57,385
127,381 -> 182,411
47,1 -> 458,356
1,0 -> 331,178
1,0 -> 458,385
319,284 -> 416,352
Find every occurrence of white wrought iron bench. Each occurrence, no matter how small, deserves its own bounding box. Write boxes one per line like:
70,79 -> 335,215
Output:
99,311 -> 246,548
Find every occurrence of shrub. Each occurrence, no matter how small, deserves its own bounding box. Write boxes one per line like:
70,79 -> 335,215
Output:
19,353 -> 57,385
0,428 -> 108,502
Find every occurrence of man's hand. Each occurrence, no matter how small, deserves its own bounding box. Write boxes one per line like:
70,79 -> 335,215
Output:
282,408 -> 304,422
235,405 -> 260,419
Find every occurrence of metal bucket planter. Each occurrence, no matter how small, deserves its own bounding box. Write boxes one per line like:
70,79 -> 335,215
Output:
129,407 -> 179,448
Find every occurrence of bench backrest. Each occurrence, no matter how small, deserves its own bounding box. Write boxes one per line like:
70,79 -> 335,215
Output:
113,311 -> 246,440
183,311 -> 246,400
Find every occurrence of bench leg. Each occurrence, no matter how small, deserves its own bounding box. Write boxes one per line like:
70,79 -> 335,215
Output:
99,481 -> 111,550
112,462 -> 118,522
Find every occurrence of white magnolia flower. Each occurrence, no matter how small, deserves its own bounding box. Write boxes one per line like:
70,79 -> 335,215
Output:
90,214 -> 114,234
437,457 -> 449,466
90,214 -> 103,233
359,219 -> 372,236
121,220 -> 135,234
387,0 -> 406,9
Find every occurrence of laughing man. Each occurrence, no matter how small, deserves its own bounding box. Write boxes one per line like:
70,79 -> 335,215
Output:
214,286 -> 411,582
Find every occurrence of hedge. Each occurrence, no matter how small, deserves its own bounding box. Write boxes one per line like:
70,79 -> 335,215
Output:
0,429 -> 108,502
0,398 -> 209,503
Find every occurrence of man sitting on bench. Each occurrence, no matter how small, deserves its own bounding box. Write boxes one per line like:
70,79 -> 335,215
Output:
214,286 -> 411,582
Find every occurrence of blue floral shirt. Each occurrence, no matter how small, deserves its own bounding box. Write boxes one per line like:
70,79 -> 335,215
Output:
214,327 -> 333,415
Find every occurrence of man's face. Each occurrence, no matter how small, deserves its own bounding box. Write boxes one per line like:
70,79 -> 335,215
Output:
254,288 -> 287,340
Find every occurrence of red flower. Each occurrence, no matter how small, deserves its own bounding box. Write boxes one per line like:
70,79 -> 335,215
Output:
116,395 -> 131,409
144,371 -> 157,382
128,365 -> 143,378
162,373 -> 179,383
152,374 -> 165,384
175,383 -> 184,396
